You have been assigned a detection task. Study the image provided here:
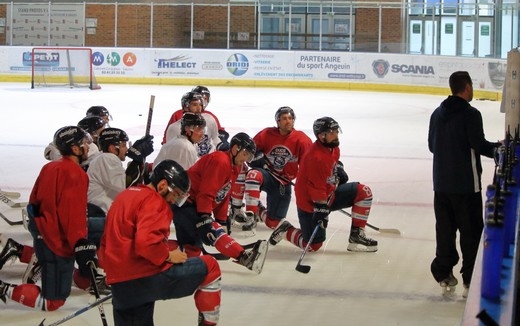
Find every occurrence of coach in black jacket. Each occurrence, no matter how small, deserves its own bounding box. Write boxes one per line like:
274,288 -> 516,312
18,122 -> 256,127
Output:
428,71 -> 501,297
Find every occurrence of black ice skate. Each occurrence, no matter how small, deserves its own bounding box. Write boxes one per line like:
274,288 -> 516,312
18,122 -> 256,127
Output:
0,238 -> 24,269
231,209 -> 256,233
22,253 -> 41,284
235,240 -> 268,274
0,279 -> 12,304
256,202 -> 267,222
439,272 -> 458,296
268,220 -> 292,246
89,270 -> 111,296
348,227 -> 378,252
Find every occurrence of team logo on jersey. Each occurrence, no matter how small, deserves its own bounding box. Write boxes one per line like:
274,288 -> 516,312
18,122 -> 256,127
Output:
215,181 -> 231,204
267,146 -> 296,171
372,59 -> 389,78
197,135 -> 212,156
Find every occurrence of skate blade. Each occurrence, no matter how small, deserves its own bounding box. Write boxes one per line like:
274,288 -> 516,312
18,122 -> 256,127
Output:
251,241 -> 269,274
347,243 -> 378,252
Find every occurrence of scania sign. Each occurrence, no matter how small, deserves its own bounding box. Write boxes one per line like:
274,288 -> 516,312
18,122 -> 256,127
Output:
391,64 -> 435,75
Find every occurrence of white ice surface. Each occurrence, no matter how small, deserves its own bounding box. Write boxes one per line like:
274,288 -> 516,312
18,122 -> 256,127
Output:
0,83 -> 505,326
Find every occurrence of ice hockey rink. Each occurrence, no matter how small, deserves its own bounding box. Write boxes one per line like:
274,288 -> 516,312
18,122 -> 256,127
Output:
0,82 -> 505,326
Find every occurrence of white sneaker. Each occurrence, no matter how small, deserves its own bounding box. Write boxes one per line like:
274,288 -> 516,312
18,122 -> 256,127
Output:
440,273 -> 458,296
462,284 -> 469,299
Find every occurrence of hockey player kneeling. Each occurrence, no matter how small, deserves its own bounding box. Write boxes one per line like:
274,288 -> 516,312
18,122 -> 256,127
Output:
171,132 -> 268,274
99,160 -> 221,326
269,117 -> 378,253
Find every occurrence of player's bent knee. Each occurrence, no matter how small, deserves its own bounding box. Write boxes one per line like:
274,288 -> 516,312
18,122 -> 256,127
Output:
199,255 -> 222,287
265,216 -> 281,229
310,242 -> 323,252
45,299 -> 66,311
355,183 -> 373,201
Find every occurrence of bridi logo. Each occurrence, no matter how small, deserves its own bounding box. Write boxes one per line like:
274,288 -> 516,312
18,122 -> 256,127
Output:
372,59 -> 390,78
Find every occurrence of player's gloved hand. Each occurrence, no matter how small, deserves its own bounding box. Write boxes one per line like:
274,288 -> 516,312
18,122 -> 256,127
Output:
126,160 -> 145,186
313,202 -> 330,229
218,129 -> 229,143
336,161 -> 349,185
127,135 -> 154,161
216,141 -> 230,151
195,214 -> 215,246
249,152 -> 269,169
74,238 -> 98,277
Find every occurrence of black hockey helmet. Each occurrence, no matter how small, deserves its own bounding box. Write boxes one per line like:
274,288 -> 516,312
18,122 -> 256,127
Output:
191,85 -> 211,105
275,106 -> 295,122
181,112 -> 206,132
77,116 -> 106,135
313,116 -> 342,138
181,91 -> 205,111
230,132 -> 256,160
98,128 -> 129,152
54,125 -> 92,155
151,159 -> 191,206
86,106 -> 111,120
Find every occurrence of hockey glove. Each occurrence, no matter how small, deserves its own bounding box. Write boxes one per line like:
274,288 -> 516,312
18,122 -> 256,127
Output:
313,202 -> 330,229
216,128 -> 230,151
74,238 -> 98,277
216,140 -> 230,151
249,152 -> 269,170
336,161 -> 349,185
218,129 -> 229,143
195,214 -> 215,246
126,160 -> 145,186
127,135 -> 154,161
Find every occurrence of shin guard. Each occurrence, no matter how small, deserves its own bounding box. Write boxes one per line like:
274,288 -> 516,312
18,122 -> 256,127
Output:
351,183 -> 373,228
244,169 -> 263,214
195,255 -> 221,325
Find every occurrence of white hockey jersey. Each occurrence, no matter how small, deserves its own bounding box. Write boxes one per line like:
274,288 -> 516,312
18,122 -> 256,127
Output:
165,112 -> 220,157
153,135 -> 199,170
87,152 -> 126,214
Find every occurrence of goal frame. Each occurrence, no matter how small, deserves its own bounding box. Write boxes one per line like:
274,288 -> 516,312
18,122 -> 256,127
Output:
31,47 -> 100,90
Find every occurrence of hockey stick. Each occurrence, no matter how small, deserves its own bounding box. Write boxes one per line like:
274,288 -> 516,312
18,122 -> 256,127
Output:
201,245 -> 230,261
0,189 -> 21,199
145,95 -> 155,137
88,261 -> 109,326
128,94 -> 155,187
37,294 -> 112,326
0,211 -> 23,226
0,192 -> 27,208
339,209 -> 401,235
295,221 -> 322,274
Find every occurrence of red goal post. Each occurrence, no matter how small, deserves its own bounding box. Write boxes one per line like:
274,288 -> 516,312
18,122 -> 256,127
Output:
31,47 -> 100,90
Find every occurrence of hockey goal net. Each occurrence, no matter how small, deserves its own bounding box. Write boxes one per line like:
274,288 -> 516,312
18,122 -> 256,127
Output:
31,47 -> 100,90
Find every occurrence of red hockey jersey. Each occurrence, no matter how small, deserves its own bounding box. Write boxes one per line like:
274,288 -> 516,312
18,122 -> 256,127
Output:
187,151 -> 240,221
29,156 -> 89,258
98,185 -> 172,284
253,127 -> 312,181
295,140 -> 340,213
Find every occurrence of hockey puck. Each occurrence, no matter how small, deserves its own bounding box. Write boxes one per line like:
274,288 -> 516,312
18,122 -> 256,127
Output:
139,114 -> 142,116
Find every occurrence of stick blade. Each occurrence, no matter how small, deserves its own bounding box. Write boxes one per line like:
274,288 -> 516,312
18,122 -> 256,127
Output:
38,318 -> 46,326
295,264 -> 311,274
379,228 -> 401,235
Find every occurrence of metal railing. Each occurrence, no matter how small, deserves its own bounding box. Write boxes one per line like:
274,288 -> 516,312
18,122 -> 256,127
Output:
0,0 -> 518,58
